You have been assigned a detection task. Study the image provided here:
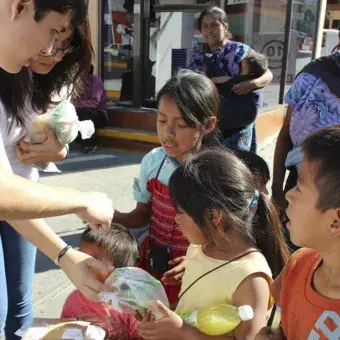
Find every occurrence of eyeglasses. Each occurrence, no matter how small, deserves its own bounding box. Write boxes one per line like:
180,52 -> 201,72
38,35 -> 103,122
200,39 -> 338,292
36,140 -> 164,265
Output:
38,44 -> 79,57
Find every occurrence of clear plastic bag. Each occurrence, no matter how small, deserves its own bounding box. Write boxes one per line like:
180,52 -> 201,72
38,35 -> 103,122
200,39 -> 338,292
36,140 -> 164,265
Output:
99,267 -> 170,320
26,100 -> 95,146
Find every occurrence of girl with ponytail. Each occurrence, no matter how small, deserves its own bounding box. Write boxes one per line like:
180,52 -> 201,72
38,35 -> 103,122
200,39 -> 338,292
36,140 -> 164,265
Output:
138,147 -> 289,340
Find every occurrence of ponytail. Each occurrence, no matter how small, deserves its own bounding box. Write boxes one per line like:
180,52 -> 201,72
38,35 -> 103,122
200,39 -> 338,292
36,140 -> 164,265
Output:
253,193 -> 290,278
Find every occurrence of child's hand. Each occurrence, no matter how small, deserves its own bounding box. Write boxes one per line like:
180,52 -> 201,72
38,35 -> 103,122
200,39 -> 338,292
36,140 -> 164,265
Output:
232,80 -> 256,95
137,301 -> 185,340
142,309 -> 156,323
162,256 -> 186,285
17,125 -> 67,164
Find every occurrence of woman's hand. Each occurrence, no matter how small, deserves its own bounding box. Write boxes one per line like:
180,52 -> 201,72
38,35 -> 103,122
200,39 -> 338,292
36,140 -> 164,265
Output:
211,76 -> 231,84
17,125 -> 67,164
137,301 -> 186,340
232,80 -> 256,95
76,192 -> 114,230
161,256 -> 186,285
59,248 -> 114,302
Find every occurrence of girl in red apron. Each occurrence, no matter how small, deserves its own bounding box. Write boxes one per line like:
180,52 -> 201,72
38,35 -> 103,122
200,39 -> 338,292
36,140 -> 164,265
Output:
113,69 -> 219,306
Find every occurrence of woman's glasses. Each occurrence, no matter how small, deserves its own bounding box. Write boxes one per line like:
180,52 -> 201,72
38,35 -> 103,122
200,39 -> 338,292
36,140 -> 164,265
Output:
38,44 -> 79,57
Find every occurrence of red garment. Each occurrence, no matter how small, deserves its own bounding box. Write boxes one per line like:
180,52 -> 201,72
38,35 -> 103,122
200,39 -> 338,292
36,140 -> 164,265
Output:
61,289 -> 141,340
140,178 -> 189,304
272,248 -> 340,339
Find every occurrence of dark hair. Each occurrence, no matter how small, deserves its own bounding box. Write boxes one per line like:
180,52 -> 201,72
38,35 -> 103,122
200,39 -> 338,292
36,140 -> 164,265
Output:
245,51 -> 268,78
198,7 -> 232,40
157,69 -> 221,146
0,67 -> 32,130
81,223 -> 140,268
34,0 -> 88,25
1,18 -> 93,129
302,125 -> 340,212
32,17 -> 94,112
235,150 -> 270,183
169,148 -> 289,277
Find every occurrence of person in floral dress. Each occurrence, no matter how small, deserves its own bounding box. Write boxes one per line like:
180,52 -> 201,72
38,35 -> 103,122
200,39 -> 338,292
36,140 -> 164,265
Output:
272,50 -> 340,249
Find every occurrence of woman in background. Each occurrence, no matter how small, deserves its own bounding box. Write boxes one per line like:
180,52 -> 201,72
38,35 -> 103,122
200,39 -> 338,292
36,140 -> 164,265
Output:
188,6 -> 273,152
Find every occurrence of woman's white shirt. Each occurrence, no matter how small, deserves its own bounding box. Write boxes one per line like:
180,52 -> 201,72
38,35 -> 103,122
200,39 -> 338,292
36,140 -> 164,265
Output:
0,101 -> 39,181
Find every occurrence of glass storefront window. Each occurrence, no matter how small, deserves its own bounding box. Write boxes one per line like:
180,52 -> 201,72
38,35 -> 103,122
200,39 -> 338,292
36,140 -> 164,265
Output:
101,0 -> 320,108
103,0 -> 134,105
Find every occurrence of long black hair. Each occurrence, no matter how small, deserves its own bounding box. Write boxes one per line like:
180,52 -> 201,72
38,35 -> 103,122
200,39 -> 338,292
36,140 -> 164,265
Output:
169,148 -> 290,278
1,17 -> 93,130
157,69 -> 221,147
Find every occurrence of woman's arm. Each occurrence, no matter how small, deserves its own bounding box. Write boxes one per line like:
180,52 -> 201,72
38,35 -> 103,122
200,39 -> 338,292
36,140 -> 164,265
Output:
0,133 -> 112,226
271,106 -> 293,212
113,202 -> 152,229
9,219 -> 114,301
0,170 -> 113,227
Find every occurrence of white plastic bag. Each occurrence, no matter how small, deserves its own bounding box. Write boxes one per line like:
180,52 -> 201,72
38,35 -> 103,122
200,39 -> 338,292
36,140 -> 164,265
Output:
99,267 -> 170,320
15,320 -> 105,340
26,100 -> 94,145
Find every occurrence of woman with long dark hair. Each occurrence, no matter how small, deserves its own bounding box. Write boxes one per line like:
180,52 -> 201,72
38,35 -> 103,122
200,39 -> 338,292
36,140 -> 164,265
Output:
0,9 -> 114,340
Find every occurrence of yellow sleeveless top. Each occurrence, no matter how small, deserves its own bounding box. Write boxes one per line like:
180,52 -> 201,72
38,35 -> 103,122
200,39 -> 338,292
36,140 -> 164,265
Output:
175,244 -> 273,315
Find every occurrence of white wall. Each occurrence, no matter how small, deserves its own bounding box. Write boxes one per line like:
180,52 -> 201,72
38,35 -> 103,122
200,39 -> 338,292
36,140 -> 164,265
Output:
153,0 -> 197,93
155,12 -> 183,92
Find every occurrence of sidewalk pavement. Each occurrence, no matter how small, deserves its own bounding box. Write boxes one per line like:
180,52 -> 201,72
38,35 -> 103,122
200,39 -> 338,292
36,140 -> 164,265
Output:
34,140 -> 276,318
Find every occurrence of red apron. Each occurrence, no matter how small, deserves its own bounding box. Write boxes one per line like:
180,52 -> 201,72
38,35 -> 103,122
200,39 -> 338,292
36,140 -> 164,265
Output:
140,158 -> 189,304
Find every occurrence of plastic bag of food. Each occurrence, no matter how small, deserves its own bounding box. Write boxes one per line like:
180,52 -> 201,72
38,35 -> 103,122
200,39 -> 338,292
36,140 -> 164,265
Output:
26,100 -> 94,145
99,267 -> 170,320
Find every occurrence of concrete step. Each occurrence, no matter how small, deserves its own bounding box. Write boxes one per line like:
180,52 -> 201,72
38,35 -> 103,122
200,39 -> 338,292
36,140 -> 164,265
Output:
97,127 -> 159,153
100,104 -> 286,152
107,105 -> 157,132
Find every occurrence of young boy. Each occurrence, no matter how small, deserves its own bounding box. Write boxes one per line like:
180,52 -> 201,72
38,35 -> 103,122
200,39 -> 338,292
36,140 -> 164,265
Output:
256,125 -> 340,339
61,224 -> 142,339
235,150 -> 270,195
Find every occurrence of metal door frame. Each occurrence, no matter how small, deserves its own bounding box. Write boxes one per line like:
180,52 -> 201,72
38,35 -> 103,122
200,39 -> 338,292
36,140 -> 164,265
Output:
138,1 -> 214,107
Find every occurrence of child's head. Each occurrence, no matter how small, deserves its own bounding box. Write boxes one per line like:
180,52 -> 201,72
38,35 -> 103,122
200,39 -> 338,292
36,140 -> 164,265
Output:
80,223 -> 140,283
169,148 -> 289,277
235,150 -> 270,195
286,125 -> 340,251
241,51 -> 268,78
156,69 -> 219,164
